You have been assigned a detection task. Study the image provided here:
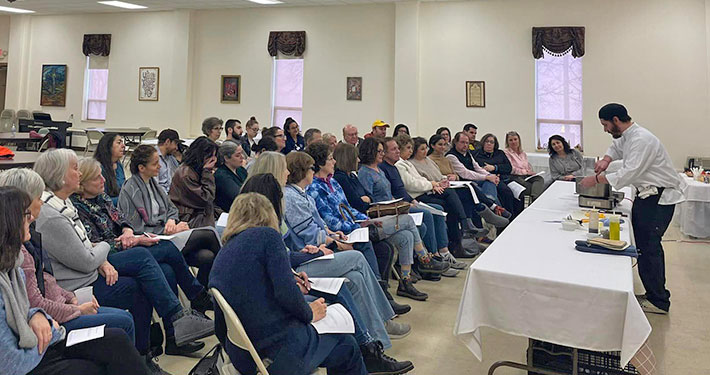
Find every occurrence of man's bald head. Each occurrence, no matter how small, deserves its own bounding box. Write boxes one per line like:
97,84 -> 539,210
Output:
343,124 -> 359,145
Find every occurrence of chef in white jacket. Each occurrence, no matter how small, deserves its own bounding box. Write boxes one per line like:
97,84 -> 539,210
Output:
581,103 -> 685,315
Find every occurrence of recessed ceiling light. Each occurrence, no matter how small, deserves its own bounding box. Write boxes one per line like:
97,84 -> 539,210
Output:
0,5 -> 35,14
97,1 -> 147,10
247,0 -> 284,4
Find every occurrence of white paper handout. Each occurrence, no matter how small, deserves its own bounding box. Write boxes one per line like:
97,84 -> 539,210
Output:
341,227 -> 369,243
525,171 -> 545,181
66,325 -> 105,347
415,202 -> 447,216
300,253 -> 335,265
74,286 -> 93,305
409,212 -> 424,226
507,181 -> 526,200
445,181 -> 480,204
216,212 -> 229,227
309,277 -> 346,295
370,198 -> 403,205
311,304 -> 355,334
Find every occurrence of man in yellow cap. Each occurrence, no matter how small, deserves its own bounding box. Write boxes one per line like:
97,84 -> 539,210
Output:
365,120 -> 390,139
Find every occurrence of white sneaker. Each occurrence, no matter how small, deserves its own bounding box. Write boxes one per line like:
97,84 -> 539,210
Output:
441,252 -> 467,270
638,298 -> 668,315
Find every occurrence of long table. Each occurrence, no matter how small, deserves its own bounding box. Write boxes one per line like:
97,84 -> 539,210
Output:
677,174 -> 710,238
0,151 -> 42,169
454,181 -> 649,372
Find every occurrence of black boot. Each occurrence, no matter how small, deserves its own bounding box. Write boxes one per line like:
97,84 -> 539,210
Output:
460,218 -> 489,239
379,280 -> 411,315
144,354 -> 172,375
165,336 -> 206,356
397,278 -> 428,301
361,341 -> 414,375
190,290 -> 213,314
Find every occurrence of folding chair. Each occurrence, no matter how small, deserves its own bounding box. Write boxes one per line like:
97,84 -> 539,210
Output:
84,129 -> 105,156
211,288 -> 270,375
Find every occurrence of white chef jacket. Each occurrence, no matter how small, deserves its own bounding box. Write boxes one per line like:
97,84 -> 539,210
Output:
605,123 -> 686,205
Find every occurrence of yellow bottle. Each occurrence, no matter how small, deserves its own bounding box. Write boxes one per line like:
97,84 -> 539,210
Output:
609,214 -> 621,241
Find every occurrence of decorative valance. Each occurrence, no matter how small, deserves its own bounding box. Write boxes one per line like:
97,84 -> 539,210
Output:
532,27 -> 585,59
82,34 -> 112,57
267,31 -> 306,57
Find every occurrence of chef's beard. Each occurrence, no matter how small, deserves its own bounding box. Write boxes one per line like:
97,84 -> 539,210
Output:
610,124 -> 623,139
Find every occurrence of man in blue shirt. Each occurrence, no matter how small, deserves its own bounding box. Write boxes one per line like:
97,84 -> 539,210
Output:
155,129 -> 182,193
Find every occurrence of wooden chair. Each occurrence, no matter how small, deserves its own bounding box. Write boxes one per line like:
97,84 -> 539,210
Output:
211,288 -> 270,375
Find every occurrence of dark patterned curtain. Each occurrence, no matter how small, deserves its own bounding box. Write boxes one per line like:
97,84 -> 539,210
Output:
267,31 -> 306,57
532,27 -> 585,59
83,34 -> 111,57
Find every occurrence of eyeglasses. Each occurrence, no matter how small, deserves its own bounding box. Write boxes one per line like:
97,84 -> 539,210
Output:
484,140 -> 495,144
377,149 -> 384,154
214,127 -> 224,131
310,165 -> 317,172
24,210 -> 32,221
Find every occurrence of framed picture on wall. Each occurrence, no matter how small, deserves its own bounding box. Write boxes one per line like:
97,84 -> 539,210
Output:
40,64 -> 67,107
347,77 -> 362,101
466,81 -> 485,108
221,75 -> 241,103
138,67 -> 160,101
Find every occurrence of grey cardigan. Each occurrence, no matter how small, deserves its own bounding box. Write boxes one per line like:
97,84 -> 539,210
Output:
117,175 -> 179,235
549,149 -> 585,181
34,204 -> 111,292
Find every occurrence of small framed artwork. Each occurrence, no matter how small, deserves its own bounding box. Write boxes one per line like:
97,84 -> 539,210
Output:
40,64 -> 67,107
466,81 -> 485,108
138,67 -> 160,101
221,75 -> 241,103
347,77 -> 362,101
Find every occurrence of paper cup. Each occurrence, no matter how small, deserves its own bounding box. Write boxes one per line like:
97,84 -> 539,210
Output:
75,286 -> 93,305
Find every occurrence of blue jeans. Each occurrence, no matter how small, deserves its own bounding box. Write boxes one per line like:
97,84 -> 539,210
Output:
475,180 -> 500,205
295,251 -> 394,349
352,241 -> 380,279
411,204 -> 448,252
308,286 -> 383,348
94,247 -> 183,354
62,306 -> 135,344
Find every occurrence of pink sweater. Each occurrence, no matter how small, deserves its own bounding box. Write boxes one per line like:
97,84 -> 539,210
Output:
20,246 -> 81,323
504,148 -> 534,175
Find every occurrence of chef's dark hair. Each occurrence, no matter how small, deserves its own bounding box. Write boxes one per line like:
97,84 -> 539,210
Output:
598,103 -> 632,122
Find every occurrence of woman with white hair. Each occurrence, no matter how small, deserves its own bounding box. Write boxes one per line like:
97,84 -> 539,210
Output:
0,168 -> 135,341
32,149 -> 214,375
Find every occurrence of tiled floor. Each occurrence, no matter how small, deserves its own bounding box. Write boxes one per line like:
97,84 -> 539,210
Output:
159,222 -> 710,375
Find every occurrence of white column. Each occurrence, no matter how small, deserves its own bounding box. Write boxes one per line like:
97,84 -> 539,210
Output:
393,1 -> 420,133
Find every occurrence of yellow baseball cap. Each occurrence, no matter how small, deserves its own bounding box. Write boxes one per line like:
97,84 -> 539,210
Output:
372,120 -> 390,128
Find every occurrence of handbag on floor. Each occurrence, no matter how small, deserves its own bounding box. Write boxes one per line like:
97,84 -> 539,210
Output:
189,344 -> 223,375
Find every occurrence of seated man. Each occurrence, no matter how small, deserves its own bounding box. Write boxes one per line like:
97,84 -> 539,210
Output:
155,129 -> 182,193
446,132 -> 518,218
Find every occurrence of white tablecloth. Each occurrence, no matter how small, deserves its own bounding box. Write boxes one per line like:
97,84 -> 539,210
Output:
454,181 -> 650,366
678,174 -> 710,238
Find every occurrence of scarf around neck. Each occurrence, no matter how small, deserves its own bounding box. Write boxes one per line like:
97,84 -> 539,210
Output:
0,252 -> 38,349
42,191 -> 92,249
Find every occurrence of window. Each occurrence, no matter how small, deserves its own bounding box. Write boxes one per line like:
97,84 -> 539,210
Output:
271,58 -> 303,129
83,56 -> 109,121
535,50 -> 583,150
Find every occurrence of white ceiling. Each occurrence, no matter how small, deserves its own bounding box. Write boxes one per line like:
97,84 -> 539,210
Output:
2,0 -> 422,14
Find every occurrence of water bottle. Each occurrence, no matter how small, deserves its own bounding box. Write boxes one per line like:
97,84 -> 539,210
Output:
67,114 -> 74,123
11,123 -> 16,137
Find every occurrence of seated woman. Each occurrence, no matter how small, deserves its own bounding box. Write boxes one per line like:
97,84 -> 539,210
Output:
33,149 -> 214,374
241,170 -> 412,342
169,136 -> 220,228
394,134 -> 480,269
429,133 -> 511,223
435,127 -> 452,152
0,168 -> 134,342
72,157 -> 215,355
119,145 -> 221,287
503,131 -> 545,201
284,151 -> 380,278
245,136 -> 278,171
0,185 -> 149,375
393,124 -> 410,137
283,117 -> 305,154
210,193 -> 367,375
214,141 -> 248,213
472,133 -> 524,215
94,133 -> 126,205
548,134 -> 585,181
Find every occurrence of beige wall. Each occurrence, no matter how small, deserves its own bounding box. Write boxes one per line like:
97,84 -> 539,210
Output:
417,0 -> 708,167
190,5 -> 395,136
3,0 -> 709,167
0,15 -> 9,64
